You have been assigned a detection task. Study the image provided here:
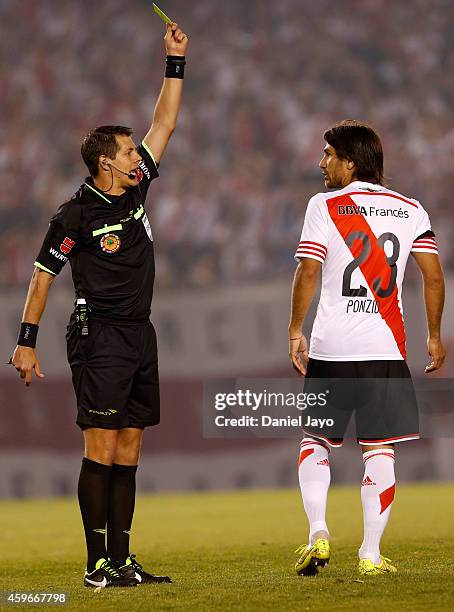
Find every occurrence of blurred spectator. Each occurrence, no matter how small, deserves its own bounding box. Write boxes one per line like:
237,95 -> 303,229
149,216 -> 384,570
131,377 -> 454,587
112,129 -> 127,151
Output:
1,0 -> 453,290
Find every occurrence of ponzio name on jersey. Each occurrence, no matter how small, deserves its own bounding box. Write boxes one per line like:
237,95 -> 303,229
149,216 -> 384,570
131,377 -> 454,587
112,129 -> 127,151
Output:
346,298 -> 379,314
337,205 -> 409,219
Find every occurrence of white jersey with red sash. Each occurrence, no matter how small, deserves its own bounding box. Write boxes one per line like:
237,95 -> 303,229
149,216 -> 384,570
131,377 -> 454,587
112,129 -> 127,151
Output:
295,180 -> 438,361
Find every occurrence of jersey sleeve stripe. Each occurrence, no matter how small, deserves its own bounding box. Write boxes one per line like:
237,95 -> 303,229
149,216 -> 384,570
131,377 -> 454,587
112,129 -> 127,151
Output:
296,245 -> 327,256
412,240 -> 437,247
297,245 -> 327,257
298,241 -> 327,253
412,244 -> 438,250
34,261 -> 57,275
411,240 -> 438,251
294,251 -> 325,264
412,237 -> 437,243
141,140 -> 158,169
411,245 -> 438,252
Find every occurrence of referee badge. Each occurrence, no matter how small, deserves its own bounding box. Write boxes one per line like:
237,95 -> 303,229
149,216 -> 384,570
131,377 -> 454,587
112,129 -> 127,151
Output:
100,233 -> 121,254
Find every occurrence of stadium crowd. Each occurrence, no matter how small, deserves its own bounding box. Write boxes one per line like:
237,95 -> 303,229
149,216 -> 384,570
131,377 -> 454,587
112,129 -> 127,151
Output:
1,0 -> 453,290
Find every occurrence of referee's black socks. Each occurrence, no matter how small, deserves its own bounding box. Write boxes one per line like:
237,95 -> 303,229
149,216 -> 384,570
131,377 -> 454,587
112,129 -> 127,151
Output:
107,463 -> 138,565
77,458 -> 112,572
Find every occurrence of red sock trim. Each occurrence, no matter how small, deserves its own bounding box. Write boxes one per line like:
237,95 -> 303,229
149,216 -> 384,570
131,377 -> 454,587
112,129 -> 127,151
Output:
300,439 -> 331,453
300,441 -> 329,450
363,452 -> 395,464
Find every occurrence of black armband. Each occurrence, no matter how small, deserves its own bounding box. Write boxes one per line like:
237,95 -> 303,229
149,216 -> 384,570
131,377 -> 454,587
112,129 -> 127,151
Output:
17,322 -> 39,348
165,55 -> 186,79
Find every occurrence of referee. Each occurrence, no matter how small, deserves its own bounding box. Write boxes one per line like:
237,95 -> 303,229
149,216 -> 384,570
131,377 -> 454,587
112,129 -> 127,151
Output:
11,22 -> 188,588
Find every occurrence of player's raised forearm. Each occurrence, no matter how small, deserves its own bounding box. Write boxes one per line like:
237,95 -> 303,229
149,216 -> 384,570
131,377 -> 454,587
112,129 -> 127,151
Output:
289,260 -> 320,336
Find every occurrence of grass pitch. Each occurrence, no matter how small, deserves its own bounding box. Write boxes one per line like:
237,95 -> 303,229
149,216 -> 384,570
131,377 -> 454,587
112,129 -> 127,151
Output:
1,484 -> 453,611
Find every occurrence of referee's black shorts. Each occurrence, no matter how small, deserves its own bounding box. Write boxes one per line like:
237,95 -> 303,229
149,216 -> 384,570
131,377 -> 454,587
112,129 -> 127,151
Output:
302,358 -> 419,447
66,316 -> 160,430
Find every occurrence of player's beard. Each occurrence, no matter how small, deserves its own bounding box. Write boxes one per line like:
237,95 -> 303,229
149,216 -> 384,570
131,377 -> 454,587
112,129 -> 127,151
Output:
324,174 -> 342,189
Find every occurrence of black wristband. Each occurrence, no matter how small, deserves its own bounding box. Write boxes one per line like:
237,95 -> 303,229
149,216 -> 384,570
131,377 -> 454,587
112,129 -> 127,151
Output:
165,55 -> 186,79
17,322 -> 39,348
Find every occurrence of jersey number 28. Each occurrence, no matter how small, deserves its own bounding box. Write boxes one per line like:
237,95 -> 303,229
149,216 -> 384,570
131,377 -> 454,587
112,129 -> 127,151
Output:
342,231 -> 400,298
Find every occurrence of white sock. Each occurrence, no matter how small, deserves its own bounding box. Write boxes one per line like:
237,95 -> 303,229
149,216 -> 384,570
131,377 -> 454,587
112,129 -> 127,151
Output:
298,437 -> 331,545
359,448 -> 396,564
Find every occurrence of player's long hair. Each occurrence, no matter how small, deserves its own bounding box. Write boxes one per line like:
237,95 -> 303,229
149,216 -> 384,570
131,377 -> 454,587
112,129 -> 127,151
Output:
324,120 -> 385,185
81,125 -> 133,177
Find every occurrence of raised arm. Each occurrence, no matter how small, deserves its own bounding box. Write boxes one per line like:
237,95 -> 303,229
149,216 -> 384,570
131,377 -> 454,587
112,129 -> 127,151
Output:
411,251 -> 446,373
11,268 -> 55,385
143,22 -> 188,164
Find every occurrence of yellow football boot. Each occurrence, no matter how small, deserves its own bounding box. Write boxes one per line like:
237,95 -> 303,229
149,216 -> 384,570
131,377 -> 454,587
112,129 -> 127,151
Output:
358,556 -> 397,576
295,538 -> 330,576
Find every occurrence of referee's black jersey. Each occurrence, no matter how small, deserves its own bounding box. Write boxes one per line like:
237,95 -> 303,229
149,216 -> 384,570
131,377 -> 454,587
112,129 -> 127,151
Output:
35,141 -> 159,322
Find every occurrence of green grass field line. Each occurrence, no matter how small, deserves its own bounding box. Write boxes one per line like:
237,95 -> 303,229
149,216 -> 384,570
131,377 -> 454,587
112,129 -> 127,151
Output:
1,484 -> 453,611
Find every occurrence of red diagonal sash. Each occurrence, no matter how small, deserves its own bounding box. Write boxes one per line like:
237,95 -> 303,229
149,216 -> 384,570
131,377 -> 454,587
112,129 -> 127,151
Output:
327,195 -> 406,358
